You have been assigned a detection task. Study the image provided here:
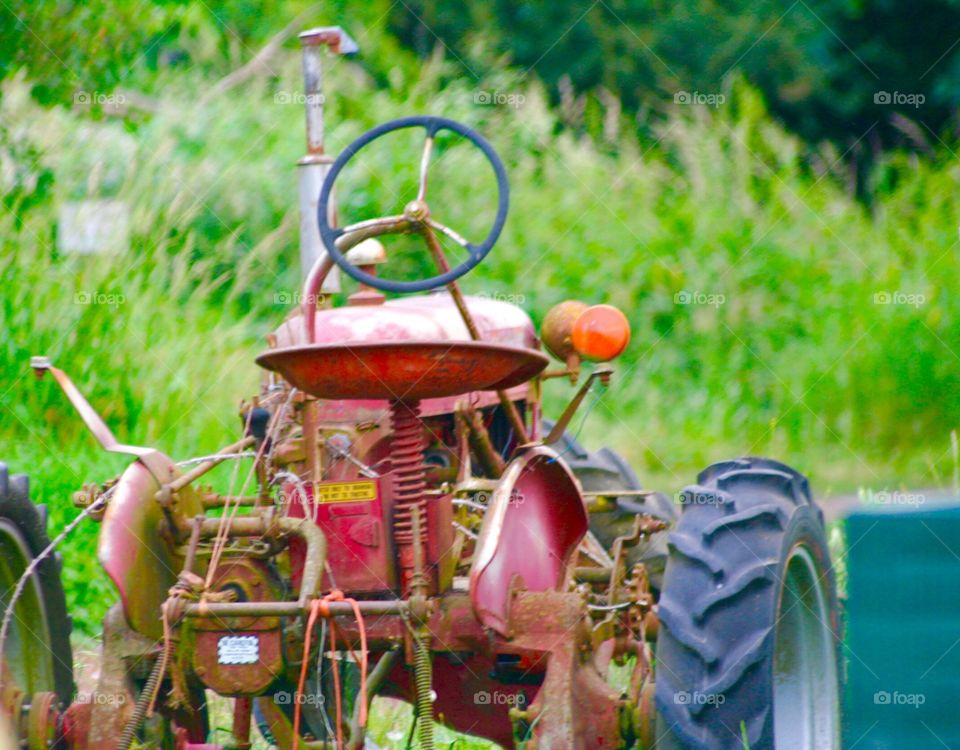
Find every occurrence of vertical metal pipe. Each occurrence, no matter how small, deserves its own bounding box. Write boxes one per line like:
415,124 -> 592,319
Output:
297,34 -> 339,288
300,40 -> 325,157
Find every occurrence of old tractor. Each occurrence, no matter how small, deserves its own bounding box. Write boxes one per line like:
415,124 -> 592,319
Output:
0,25 -> 841,750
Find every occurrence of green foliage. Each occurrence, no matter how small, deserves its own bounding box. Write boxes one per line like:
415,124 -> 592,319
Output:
9,0 -> 960,154
0,0 -> 412,108
392,0 -> 960,153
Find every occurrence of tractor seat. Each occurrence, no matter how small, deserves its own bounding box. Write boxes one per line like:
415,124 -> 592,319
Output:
255,340 -> 549,401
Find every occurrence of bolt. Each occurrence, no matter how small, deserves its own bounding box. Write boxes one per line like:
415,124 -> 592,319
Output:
404,199 -> 430,221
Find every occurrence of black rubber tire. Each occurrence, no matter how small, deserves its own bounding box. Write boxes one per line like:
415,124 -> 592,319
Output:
654,458 -> 840,750
0,462 -> 74,705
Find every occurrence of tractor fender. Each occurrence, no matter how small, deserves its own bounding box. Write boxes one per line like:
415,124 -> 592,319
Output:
98,452 -> 201,640
470,446 -> 588,636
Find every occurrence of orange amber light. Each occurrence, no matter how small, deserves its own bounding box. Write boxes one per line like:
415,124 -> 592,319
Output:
571,304 -> 631,362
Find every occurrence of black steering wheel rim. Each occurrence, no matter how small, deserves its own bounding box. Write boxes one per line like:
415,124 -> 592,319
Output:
317,115 -> 510,294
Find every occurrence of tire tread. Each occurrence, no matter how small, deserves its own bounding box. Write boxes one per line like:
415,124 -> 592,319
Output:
655,457 -> 834,750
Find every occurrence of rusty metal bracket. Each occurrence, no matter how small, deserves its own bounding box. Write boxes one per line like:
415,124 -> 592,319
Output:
155,436 -> 255,506
455,402 -> 506,477
31,356 -> 154,457
540,364 -> 613,446
606,514 -> 667,604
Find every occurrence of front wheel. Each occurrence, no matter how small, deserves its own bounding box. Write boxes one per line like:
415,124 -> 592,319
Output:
655,458 -> 840,750
0,463 -> 74,705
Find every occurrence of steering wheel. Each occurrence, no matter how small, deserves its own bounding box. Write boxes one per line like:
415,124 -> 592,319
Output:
317,116 -> 509,294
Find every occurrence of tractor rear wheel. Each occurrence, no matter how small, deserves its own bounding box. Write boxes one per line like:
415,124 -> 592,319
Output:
0,463 -> 74,726
654,458 -> 840,750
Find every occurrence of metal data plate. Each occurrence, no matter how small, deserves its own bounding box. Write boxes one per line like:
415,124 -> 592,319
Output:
217,635 -> 260,665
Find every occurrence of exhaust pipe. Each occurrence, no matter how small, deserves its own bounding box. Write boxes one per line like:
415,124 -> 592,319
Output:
296,26 -> 358,288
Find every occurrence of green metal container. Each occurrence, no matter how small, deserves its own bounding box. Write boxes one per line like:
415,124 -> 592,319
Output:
843,493 -> 960,749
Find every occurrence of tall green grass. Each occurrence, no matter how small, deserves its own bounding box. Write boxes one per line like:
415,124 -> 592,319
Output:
1,38 -> 958,633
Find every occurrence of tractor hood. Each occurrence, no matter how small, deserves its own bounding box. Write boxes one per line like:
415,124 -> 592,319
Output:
272,292 -> 538,350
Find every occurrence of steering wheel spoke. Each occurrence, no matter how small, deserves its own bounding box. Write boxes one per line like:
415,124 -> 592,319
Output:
317,115 -> 509,294
417,134 -> 434,202
335,214 -> 413,253
425,218 -> 470,249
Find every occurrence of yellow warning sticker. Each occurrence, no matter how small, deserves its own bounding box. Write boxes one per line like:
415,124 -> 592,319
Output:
316,480 -> 377,504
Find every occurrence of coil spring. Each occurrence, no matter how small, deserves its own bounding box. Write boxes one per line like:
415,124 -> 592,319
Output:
116,639 -> 172,750
415,632 -> 435,750
389,400 -> 427,547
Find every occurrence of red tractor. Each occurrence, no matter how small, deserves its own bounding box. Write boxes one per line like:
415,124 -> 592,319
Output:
0,25 -> 841,750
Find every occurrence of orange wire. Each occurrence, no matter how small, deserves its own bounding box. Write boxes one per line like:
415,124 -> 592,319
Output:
292,598 -> 321,749
146,600 -> 173,716
345,597 -> 369,727
292,590 -> 369,750
329,616 -> 343,748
